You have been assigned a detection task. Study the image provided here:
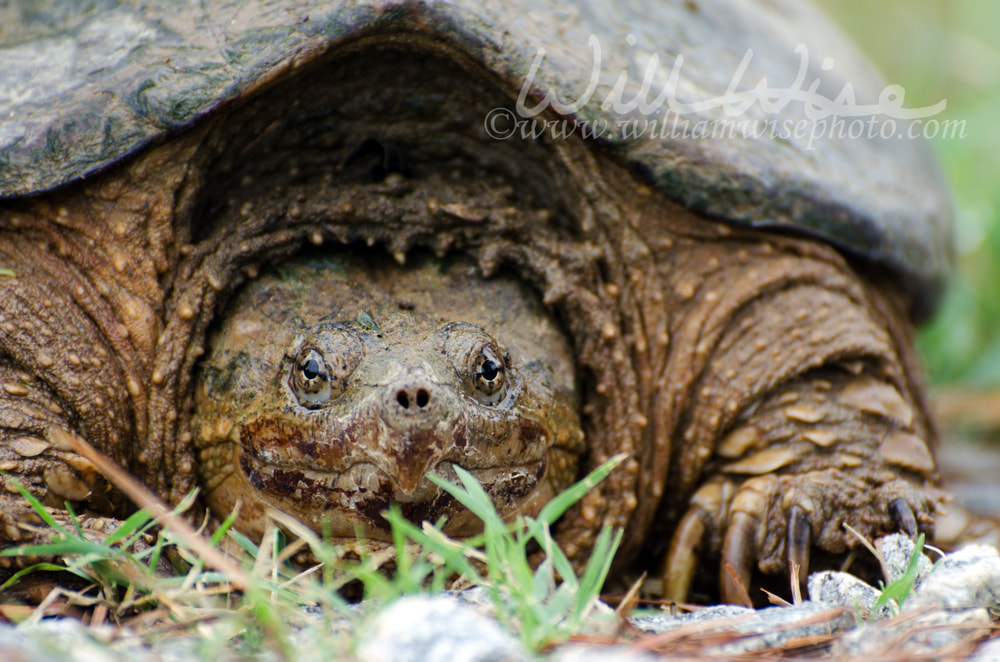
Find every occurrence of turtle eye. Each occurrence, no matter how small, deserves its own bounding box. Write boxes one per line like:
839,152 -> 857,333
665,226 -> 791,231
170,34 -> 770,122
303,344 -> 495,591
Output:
473,348 -> 507,404
290,348 -> 331,407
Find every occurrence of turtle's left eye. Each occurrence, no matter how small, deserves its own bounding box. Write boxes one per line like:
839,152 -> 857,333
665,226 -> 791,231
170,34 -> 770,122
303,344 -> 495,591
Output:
290,348 -> 331,407
473,348 -> 507,404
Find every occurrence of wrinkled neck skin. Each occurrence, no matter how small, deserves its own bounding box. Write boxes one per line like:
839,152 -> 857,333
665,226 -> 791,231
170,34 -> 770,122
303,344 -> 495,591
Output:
0,33 -> 933,574
192,253 -> 583,542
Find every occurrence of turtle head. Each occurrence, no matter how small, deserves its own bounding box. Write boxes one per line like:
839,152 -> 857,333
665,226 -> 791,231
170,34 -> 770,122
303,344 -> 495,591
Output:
193,253 -> 583,544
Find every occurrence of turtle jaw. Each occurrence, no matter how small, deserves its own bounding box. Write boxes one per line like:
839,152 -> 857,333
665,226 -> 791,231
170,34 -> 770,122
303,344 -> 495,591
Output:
197,403 -> 562,543
230,450 -> 553,541
201,435 -> 553,543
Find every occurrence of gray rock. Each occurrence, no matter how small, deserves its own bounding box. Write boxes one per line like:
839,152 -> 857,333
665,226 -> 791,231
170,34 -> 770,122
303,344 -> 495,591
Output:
0,618 -> 210,662
0,620 -> 113,662
906,544 -> 1000,612
356,595 -> 530,662
629,604 -> 753,633
878,533 -> 934,584
453,585 -> 501,615
707,602 -> 849,656
968,633 -> 1000,661
2,612 -> 342,662
807,570 -> 889,619
833,607 -> 992,658
546,644 -> 659,662
629,601 -> 848,656
451,585 -> 621,640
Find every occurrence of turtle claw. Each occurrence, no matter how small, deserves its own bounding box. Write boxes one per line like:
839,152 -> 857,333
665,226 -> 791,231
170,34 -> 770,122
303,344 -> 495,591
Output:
664,470 -> 940,605
788,504 -> 811,590
889,497 -> 919,539
663,479 -> 732,603
663,509 -> 707,604
720,510 -> 757,605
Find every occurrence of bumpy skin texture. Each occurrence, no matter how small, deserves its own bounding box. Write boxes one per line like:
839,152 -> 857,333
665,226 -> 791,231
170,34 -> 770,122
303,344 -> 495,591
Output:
193,254 -> 583,544
0,40 -> 943,600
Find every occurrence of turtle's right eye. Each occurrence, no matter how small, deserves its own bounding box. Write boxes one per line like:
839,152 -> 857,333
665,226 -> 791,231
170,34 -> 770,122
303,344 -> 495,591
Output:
473,348 -> 508,404
290,348 -> 331,407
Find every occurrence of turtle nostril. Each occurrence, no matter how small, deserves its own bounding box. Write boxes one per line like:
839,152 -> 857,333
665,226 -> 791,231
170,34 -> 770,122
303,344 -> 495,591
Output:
394,387 -> 432,411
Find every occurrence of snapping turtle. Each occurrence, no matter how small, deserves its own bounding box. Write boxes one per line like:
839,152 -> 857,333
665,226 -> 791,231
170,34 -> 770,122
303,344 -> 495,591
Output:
0,0 -> 953,602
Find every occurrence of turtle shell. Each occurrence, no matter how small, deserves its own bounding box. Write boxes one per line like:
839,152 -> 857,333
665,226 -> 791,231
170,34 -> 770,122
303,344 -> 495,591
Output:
0,0 -> 951,315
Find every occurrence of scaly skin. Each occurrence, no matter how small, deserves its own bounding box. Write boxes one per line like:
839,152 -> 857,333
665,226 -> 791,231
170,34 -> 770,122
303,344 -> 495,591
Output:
0,40 -> 947,600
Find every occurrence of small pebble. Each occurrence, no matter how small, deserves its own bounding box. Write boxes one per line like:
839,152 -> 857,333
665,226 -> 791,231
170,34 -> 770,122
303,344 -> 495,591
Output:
632,602 -> 850,656
878,533 -> 933,584
833,607 -> 991,658
808,570 -> 888,619
905,543 -> 1000,612
356,595 -> 530,662
547,644 -> 660,662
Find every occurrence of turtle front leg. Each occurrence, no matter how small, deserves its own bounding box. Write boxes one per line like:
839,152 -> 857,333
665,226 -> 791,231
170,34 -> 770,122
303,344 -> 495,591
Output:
0,236 -> 143,542
663,371 -> 940,603
0,353 -> 129,565
659,244 -> 944,604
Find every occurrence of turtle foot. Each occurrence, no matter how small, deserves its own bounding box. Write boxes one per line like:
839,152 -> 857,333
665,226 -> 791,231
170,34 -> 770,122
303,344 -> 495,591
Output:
663,470 -> 942,605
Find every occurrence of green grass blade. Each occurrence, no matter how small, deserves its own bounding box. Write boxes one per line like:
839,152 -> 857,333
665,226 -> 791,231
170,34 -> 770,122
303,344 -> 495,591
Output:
389,504 -> 418,593
210,507 -> 241,546
105,509 -> 155,546
874,532 -> 926,611
430,466 -> 507,532
535,453 -> 627,527
64,502 -> 86,539
0,562 -> 74,591
536,521 -> 576,593
1,537 -> 117,558
146,533 -> 166,572
383,509 -> 479,581
1,473 -> 69,536
227,529 -> 260,556
572,526 -> 623,623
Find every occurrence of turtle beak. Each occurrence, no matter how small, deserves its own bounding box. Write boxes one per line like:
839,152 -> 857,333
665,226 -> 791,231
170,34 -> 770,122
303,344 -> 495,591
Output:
382,429 -> 449,496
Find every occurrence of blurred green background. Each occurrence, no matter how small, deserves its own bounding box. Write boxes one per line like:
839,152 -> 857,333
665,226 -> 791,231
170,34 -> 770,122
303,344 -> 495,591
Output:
818,0 -> 1000,390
